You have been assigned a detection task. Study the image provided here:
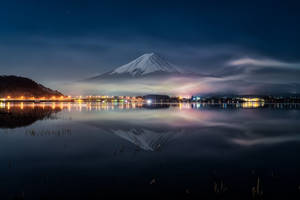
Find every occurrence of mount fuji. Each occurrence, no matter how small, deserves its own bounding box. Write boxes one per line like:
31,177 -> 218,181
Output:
75,53 -> 212,95
86,53 -> 184,81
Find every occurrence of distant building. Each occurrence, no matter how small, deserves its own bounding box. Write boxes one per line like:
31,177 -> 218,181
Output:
144,94 -> 170,103
135,96 -> 144,102
191,96 -> 201,102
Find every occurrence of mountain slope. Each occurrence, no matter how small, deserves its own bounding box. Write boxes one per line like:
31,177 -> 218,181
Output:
0,75 -> 63,98
111,53 -> 180,76
87,53 -> 183,80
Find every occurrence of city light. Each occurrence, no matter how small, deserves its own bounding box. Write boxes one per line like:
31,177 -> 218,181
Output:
242,97 -> 264,102
0,95 -> 280,105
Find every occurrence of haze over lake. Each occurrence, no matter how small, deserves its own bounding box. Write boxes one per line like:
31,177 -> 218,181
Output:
1,102 -> 300,199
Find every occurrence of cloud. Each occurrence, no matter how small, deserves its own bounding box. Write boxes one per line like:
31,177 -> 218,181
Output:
58,76 -> 219,96
232,136 -> 300,146
228,57 -> 300,68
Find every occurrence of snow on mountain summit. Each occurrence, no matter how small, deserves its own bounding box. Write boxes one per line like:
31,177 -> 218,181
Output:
110,53 -> 181,77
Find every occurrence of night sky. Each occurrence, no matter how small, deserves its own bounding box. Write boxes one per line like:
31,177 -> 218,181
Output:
1,0 -> 300,95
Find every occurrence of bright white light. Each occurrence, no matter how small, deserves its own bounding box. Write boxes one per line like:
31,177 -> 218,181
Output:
0,102 -> 5,108
146,99 -> 152,104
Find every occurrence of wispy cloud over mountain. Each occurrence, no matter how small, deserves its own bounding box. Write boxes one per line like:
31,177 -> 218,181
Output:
228,57 -> 300,68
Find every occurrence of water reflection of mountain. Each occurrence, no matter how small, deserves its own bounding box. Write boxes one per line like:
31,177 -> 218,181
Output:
0,107 -> 61,129
110,128 -> 179,151
86,120 -> 181,151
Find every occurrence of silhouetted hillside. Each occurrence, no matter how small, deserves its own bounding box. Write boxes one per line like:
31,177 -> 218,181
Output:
0,75 -> 63,98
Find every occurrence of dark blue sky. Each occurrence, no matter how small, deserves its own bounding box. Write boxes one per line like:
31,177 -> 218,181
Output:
1,0 -> 300,94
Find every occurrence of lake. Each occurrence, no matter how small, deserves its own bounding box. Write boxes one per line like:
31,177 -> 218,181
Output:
0,102 -> 300,199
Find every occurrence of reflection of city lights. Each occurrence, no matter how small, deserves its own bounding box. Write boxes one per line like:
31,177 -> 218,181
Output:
241,102 -> 264,108
68,103 -> 71,112
79,102 -> 82,112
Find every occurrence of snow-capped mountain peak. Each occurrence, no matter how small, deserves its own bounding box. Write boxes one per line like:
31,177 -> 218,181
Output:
110,53 -> 181,77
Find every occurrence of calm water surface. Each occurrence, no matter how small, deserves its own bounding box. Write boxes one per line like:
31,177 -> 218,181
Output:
0,102 -> 300,199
